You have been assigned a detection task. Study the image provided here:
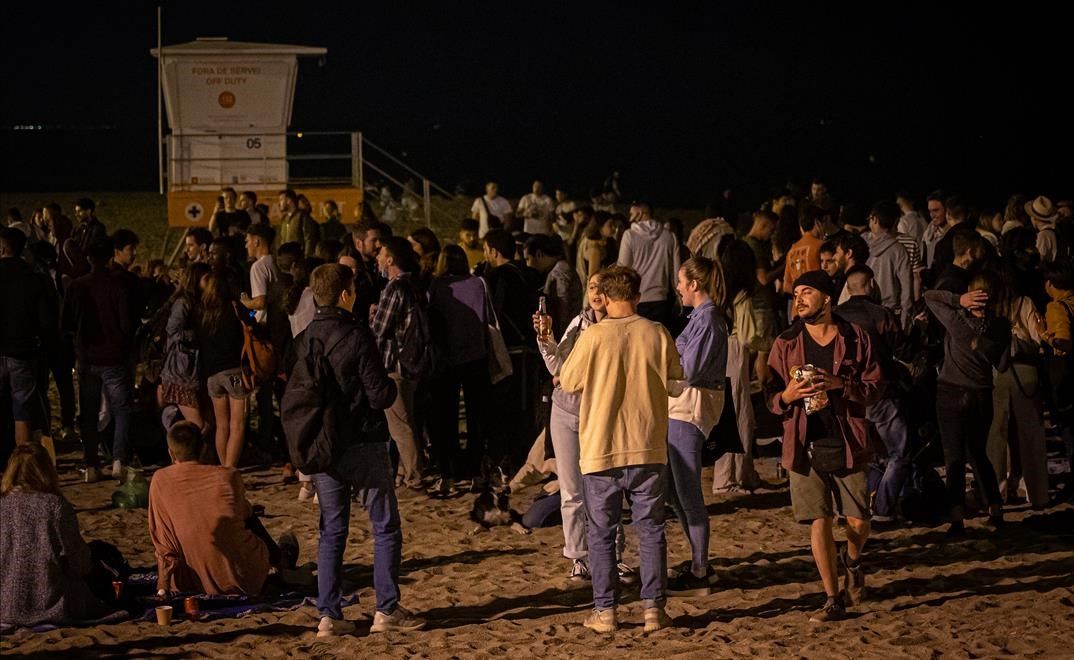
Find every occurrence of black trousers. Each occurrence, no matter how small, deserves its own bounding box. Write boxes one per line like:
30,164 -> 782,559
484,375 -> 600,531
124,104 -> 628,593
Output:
936,382 -> 1002,513
429,359 -> 490,481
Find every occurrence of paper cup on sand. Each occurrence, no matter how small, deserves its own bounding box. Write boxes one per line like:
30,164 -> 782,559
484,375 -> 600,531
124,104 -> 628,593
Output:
155,605 -> 173,626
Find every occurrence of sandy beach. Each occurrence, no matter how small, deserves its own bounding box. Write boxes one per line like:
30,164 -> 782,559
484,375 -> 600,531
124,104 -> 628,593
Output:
2,450 -> 1072,659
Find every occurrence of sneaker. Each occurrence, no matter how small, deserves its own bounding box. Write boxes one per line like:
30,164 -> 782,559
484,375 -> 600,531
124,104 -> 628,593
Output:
370,605 -> 426,633
667,568 -> 712,597
838,546 -> 865,605
642,606 -> 673,632
297,484 -> 315,502
429,478 -> 459,499
278,532 -> 299,570
569,558 -> 591,582
583,608 -> 618,633
809,596 -> 846,623
316,616 -> 357,638
82,466 -> 102,484
617,562 -> 638,586
112,460 -> 126,481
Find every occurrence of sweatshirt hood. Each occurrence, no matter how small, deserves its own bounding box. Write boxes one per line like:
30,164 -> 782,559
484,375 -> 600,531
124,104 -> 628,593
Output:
631,219 -> 666,239
865,231 -> 898,258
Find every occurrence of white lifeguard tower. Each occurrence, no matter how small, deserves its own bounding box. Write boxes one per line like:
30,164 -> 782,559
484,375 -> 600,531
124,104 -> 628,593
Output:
151,36 -> 455,243
151,37 -> 366,228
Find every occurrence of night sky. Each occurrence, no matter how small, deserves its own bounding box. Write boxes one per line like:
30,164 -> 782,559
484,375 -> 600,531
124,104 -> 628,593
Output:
3,3 -> 1070,207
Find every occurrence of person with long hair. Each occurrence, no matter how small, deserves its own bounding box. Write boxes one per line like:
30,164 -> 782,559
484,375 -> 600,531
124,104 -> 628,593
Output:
197,270 -> 249,467
713,239 -> 763,494
161,262 -> 211,431
535,271 -> 631,583
1,443 -> 110,625
924,271 -> 1011,534
986,270 -> 1050,508
665,256 -> 728,595
426,245 -> 492,495
407,228 -> 441,294
576,216 -> 609,285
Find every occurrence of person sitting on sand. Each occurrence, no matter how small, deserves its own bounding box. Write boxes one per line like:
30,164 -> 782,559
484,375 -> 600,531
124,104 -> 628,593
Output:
148,422 -> 298,598
0,443 -> 112,626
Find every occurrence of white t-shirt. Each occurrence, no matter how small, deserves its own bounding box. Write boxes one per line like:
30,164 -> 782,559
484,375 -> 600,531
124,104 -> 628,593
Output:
470,195 -> 513,237
289,287 -> 316,337
517,193 -> 555,235
249,255 -> 278,325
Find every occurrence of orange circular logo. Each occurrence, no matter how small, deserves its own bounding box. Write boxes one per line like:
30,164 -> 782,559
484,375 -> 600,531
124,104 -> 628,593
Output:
218,91 -> 236,109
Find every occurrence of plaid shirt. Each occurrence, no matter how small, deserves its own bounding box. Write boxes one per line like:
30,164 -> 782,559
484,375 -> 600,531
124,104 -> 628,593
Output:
370,273 -> 417,373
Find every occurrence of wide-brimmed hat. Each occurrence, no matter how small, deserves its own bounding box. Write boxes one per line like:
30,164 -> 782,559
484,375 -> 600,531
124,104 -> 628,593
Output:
1024,195 -> 1058,223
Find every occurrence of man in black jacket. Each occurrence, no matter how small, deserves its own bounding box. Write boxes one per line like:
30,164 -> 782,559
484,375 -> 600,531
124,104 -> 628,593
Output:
1,228 -> 58,462
299,263 -> 426,638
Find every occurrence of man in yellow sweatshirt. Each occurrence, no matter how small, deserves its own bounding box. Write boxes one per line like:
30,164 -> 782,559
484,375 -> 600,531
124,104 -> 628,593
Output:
559,265 -> 684,634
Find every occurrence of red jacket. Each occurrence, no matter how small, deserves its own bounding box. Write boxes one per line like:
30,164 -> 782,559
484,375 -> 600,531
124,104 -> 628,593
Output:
766,317 -> 882,475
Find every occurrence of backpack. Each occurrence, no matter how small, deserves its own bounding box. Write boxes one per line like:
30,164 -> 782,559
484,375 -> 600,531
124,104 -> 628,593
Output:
396,280 -> 439,382
240,315 -> 277,391
281,325 -> 354,475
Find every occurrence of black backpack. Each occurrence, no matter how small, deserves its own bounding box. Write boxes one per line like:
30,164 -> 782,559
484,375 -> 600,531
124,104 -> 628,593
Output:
281,325 -> 353,474
396,281 -> 439,382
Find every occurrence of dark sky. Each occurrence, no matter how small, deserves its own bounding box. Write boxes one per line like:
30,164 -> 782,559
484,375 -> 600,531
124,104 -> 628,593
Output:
3,3 -> 1071,207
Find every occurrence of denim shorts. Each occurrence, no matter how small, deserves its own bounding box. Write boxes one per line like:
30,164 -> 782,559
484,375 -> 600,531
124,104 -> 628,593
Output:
1,356 -> 38,422
206,368 -> 248,400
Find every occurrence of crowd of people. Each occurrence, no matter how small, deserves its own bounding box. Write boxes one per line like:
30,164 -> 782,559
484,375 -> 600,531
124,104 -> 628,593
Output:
1,179 -> 1072,633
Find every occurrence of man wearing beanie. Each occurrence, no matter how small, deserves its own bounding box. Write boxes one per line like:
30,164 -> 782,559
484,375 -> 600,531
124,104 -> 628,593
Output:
765,270 -> 882,623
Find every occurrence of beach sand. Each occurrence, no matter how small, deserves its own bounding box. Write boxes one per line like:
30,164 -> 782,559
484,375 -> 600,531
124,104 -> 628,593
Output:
3,453 -> 1072,659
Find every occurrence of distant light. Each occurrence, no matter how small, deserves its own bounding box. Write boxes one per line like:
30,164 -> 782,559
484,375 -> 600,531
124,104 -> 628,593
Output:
297,132 -> 304,138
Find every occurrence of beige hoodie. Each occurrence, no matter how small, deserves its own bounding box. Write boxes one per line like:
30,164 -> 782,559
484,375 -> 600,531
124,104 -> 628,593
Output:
559,315 -> 683,474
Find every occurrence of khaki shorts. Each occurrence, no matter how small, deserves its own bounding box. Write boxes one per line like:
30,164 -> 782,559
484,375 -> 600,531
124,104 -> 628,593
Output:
206,368 -> 248,400
789,467 -> 870,523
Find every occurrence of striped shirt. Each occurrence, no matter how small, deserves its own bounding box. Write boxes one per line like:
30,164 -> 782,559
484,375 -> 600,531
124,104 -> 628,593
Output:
895,232 -> 921,272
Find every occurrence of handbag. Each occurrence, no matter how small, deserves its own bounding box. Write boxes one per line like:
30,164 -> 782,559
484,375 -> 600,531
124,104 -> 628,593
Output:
162,339 -> 200,389
479,278 -> 513,384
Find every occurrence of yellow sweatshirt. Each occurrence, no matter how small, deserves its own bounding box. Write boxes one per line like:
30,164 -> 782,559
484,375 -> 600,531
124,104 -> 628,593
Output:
559,315 -> 684,474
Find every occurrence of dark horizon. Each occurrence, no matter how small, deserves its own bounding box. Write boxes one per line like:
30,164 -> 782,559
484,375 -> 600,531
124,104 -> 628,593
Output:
3,4 -> 1071,209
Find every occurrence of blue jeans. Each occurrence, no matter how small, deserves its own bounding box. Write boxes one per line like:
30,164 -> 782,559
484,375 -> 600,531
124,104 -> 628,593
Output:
311,441 -> 402,619
77,364 -> 132,466
582,465 -> 667,610
666,420 -> 710,575
1,356 -> 37,423
868,397 -> 911,518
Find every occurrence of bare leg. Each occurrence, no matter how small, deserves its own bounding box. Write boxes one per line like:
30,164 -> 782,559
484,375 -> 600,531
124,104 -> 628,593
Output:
211,397 -> 230,466
845,516 -> 870,561
226,397 -> 247,468
178,403 -> 204,430
811,517 -> 840,597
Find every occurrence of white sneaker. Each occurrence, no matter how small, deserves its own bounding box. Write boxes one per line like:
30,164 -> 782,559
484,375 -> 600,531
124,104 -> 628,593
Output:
316,616 -> 356,638
569,558 -> 591,581
297,484 -> 315,502
112,460 -> 126,481
370,605 -> 426,633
